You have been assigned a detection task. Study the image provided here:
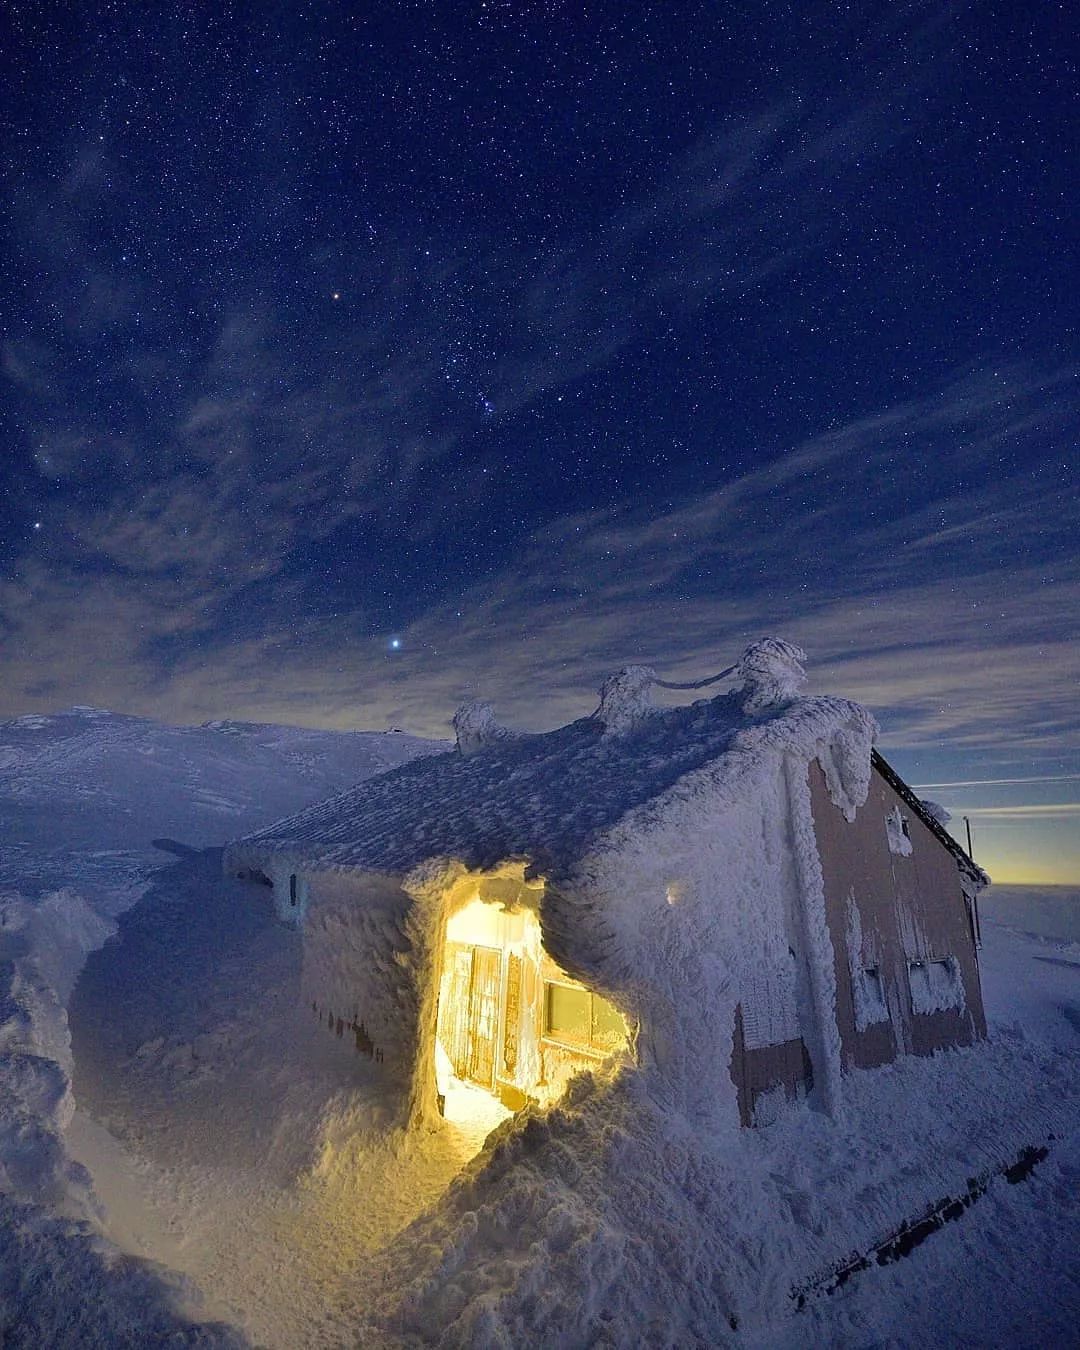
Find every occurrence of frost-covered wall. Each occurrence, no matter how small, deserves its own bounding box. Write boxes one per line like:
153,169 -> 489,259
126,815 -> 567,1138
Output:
300,869 -> 420,1097
810,759 -> 986,1070
223,844 -> 311,928
559,749 -> 812,1127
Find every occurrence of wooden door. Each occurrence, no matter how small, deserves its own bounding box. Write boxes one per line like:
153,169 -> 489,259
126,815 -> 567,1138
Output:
465,946 -> 501,1088
442,942 -> 502,1089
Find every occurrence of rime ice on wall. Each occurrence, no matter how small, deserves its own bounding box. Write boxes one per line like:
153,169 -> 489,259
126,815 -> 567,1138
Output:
300,870 -> 421,1096
560,773 -> 795,1124
816,710 -> 879,822
783,755 -> 844,1115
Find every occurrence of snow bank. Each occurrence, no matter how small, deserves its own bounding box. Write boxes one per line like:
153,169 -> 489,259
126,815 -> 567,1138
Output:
0,1197 -> 247,1349
0,709 -> 442,1346
452,701 -> 518,756
358,1027 -> 1077,1348
0,887 -> 247,1346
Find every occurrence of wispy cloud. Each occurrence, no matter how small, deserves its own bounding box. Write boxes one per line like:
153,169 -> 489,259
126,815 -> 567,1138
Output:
912,775 -> 1080,789
960,804 -> 1080,819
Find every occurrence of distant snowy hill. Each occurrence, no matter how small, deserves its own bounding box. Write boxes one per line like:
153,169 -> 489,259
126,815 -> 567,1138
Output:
0,707 -> 447,903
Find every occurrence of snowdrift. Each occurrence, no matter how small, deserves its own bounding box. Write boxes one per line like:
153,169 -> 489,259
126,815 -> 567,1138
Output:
0,708 -> 442,1346
355,1032 -> 1076,1347
1,707 -> 1077,1347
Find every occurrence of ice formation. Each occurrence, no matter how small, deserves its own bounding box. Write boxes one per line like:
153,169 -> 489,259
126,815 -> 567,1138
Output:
845,891 -> 890,1032
451,700 -> 517,756
595,665 -> 658,733
736,637 -> 808,714
908,956 -> 967,1016
921,799 -> 952,826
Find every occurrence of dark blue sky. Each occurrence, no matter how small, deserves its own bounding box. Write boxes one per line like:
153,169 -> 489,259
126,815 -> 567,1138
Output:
1,2 -> 1077,879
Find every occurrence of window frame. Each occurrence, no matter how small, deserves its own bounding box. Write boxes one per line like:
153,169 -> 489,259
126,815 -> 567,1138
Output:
541,978 -> 623,1057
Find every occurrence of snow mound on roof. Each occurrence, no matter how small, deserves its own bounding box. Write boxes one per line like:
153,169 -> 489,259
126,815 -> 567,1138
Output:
596,665 -> 658,734
736,638 -> 807,714
451,701 -> 518,756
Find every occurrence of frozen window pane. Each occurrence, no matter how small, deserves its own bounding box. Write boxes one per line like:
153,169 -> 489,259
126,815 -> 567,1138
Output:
908,957 -> 966,1015
545,984 -> 590,1043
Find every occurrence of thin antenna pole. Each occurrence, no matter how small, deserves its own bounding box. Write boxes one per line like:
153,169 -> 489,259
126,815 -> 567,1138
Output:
964,815 -> 974,859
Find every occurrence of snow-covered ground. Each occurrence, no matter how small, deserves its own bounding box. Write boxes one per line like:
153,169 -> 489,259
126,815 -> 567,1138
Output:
1,709 -> 1077,1346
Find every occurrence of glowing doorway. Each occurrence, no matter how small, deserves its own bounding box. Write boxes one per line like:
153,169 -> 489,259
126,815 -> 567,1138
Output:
440,942 -> 501,1089
434,894 -> 629,1129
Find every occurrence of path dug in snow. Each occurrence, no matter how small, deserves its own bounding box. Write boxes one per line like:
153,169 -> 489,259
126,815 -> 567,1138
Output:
67,849 -> 505,1348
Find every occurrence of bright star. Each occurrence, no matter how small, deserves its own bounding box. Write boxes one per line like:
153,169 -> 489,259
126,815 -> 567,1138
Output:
389,637 -> 401,650
33,521 -> 42,531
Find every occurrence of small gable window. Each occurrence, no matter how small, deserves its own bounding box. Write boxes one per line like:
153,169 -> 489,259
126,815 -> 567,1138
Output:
885,806 -> 913,856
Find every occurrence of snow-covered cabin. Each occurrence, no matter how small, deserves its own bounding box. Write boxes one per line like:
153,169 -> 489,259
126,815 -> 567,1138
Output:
223,641 -> 987,1130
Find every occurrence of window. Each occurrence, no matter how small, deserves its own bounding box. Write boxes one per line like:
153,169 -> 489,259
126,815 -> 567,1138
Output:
885,806 -> 913,856
908,957 -> 965,1015
543,981 -> 625,1053
289,874 -> 298,906
852,966 -> 889,1030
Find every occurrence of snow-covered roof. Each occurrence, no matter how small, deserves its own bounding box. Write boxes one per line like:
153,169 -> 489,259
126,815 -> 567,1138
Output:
228,657 -> 875,880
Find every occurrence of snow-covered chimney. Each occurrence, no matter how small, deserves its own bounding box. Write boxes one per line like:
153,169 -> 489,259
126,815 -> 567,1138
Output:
452,700 -> 515,756
736,639 -> 807,715
596,665 -> 657,735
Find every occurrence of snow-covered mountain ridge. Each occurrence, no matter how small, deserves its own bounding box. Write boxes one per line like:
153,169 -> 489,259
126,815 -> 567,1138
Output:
1,706 -> 446,856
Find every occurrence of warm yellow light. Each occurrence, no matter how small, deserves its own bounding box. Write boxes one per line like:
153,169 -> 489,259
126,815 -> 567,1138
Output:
434,880 -> 630,1138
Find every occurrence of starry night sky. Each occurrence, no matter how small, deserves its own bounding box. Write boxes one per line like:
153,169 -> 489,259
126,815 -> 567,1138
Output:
1,2 -> 1077,880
